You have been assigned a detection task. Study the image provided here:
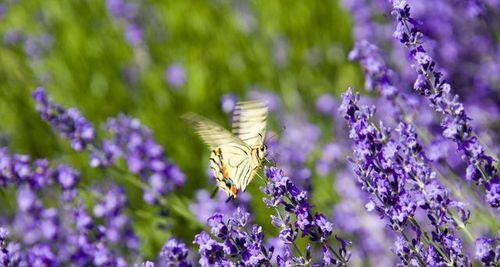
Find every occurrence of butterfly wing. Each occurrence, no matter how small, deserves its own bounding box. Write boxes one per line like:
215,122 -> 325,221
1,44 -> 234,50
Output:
232,100 -> 268,149
183,113 -> 248,149
210,143 -> 258,195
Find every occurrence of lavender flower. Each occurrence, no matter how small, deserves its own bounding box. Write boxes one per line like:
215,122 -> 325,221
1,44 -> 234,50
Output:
105,0 -> 138,20
32,87 -> 95,151
0,147 -> 76,193
333,169 -> 396,266
0,227 -> 21,266
93,114 -> 185,203
221,93 -> 237,114
164,64 -> 186,88
0,146 -> 139,265
22,34 -> 53,61
54,165 -> 80,191
391,0 -> 499,208
315,142 -> 345,176
193,208 -> 273,266
125,23 -> 143,46
158,238 -> 192,267
348,41 -> 397,99
340,88 -> 470,265
32,89 -> 185,204
0,4 -> 5,20
315,93 -> 337,116
475,237 -> 499,266
3,29 -> 23,46
93,186 -> 139,251
262,167 -> 350,265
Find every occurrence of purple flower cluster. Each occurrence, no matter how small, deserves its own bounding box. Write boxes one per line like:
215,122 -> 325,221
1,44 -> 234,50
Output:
193,208 -> 273,266
137,237 -> 192,267
93,186 -> 139,252
69,202 -> 132,266
314,94 -> 397,265
348,41 -> 397,99
343,2 -> 498,264
158,238 -> 192,266
391,0 -> 499,208
0,148 -> 78,194
190,165 -> 351,266
402,1 -> 500,104
344,0 -> 500,106
475,237 -> 499,266
32,88 -> 185,204
0,147 -> 139,265
262,167 -> 350,266
92,114 -> 185,203
32,87 -> 95,151
340,88 -> 470,265
105,0 -> 142,46
0,227 -> 21,266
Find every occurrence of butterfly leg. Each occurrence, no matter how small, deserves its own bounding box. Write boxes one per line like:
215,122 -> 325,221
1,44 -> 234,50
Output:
209,186 -> 219,198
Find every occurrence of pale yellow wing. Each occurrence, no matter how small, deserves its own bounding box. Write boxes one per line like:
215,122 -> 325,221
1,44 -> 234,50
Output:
183,113 -> 248,150
231,100 -> 268,148
210,143 -> 258,194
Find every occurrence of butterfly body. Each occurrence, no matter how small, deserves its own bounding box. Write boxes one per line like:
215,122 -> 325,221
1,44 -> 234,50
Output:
184,100 -> 268,198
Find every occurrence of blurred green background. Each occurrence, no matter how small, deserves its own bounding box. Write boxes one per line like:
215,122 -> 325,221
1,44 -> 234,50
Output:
0,0 -> 362,258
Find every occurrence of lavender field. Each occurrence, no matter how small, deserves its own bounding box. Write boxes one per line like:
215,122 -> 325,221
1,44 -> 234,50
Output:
0,0 -> 498,266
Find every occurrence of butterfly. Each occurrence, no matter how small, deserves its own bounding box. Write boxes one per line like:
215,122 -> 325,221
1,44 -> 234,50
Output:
184,100 -> 268,199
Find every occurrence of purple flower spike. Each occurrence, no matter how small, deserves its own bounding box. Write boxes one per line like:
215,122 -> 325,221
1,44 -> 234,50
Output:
475,237 -> 498,266
54,165 -> 80,191
194,208 -> 273,266
340,87 -> 469,265
32,89 -> 185,205
261,166 -> 350,265
390,0 -> 499,208
98,115 -> 185,203
32,87 -> 95,152
159,238 -> 192,267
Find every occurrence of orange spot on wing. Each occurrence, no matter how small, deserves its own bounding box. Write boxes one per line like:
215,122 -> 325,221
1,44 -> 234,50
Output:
230,185 -> 238,198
